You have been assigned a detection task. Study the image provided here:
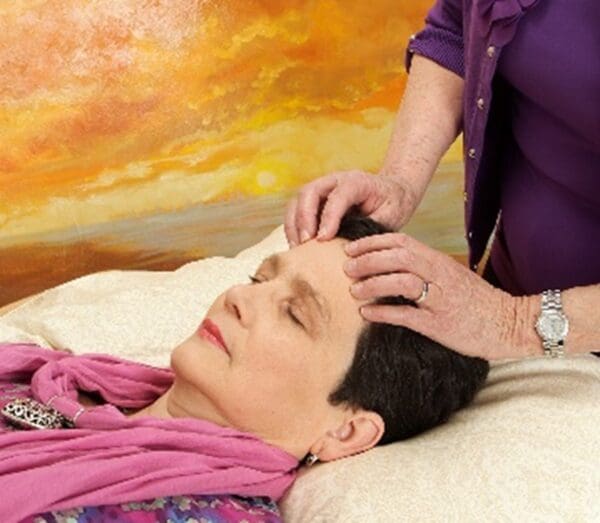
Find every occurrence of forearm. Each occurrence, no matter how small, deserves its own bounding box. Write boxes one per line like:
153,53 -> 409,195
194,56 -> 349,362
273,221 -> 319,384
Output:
513,284 -> 600,357
380,54 -> 464,211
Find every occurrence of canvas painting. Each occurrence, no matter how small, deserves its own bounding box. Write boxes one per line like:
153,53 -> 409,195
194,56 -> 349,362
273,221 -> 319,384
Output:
0,0 -> 464,306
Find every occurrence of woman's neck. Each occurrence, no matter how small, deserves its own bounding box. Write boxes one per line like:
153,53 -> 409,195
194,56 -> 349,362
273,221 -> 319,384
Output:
129,390 -> 173,419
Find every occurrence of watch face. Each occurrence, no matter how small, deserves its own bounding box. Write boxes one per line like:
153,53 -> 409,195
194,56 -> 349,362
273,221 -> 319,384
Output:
538,313 -> 568,342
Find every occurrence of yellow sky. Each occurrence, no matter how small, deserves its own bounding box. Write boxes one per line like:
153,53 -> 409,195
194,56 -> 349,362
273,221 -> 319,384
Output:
0,0 -> 446,245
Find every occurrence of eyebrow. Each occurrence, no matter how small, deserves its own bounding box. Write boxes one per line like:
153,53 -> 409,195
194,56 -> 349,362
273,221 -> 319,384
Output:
257,254 -> 332,326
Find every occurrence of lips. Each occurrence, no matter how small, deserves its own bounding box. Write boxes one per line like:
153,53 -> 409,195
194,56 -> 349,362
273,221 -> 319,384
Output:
197,318 -> 230,355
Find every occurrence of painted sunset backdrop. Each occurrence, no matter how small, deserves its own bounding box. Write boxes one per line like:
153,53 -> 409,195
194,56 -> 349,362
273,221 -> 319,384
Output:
0,0 -> 464,306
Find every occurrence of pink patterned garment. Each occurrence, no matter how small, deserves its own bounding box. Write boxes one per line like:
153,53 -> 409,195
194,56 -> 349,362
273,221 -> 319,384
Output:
0,381 -> 283,523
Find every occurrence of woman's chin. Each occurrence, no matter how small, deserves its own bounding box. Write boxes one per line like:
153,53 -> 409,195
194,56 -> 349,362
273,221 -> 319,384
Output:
170,337 -> 214,375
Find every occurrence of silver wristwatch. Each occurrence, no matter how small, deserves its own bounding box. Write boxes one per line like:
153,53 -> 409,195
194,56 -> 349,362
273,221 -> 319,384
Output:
535,289 -> 569,358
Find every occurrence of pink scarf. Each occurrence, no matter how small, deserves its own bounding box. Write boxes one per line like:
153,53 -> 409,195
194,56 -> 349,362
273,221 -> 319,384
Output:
0,343 -> 298,522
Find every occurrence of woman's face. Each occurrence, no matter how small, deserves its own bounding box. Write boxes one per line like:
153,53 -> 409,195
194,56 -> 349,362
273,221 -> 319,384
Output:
170,238 -> 371,458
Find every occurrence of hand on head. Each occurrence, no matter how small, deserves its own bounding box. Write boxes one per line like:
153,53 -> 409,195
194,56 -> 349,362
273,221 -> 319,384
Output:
284,170 -> 416,246
285,172 -> 522,361
343,231 -> 520,360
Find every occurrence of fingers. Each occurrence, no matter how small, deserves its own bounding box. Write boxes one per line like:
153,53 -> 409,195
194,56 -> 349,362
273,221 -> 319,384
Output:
284,170 -> 378,246
284,197 -> 300,246
316,173 -> 371,239
344,233 -> 436,283
349,272 -> 429,303
345,232 -> 415,257
360,302 -> 433,338
287,175 -> 339,244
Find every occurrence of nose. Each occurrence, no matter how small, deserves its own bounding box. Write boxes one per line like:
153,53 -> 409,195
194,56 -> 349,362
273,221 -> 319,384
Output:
224,284 -> 250,326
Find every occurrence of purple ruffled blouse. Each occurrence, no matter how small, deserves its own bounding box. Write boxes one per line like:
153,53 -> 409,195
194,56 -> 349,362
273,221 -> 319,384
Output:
407,0 -> 599,295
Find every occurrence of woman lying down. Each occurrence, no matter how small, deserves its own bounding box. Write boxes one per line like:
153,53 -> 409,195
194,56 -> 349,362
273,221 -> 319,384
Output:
0,212 -> 489,522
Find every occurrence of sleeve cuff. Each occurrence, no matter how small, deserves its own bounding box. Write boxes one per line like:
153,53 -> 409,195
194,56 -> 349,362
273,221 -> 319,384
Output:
405,26 -> 464,78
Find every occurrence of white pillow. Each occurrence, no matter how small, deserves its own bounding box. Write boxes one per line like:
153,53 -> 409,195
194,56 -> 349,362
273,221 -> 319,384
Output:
1,225 -> 599,522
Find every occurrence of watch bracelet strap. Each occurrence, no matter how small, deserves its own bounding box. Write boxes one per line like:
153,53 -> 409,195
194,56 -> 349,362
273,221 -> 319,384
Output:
542,339 -> 565,358
542,289 -> 562,312
541,289 -> 566,358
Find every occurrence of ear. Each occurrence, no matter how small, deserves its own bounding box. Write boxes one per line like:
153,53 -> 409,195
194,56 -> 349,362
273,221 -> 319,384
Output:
310,410 -> 385,462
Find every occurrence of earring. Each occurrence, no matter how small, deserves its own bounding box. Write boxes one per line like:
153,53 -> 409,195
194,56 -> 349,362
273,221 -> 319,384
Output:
304,453 -> 319,467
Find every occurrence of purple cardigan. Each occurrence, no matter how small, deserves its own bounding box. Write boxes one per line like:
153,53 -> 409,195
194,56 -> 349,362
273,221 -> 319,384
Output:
407,0 -> 600,295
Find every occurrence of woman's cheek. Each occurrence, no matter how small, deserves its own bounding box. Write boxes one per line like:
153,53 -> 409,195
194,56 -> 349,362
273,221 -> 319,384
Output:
245,333 -> 313,384
250,327 -> 293,362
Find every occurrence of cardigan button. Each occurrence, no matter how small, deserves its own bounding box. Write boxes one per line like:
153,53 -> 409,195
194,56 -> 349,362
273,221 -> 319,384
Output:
463,191 -> 468,202
477,98 -> 485,110
487,45 -> 496,58
468,231 -> 473,239
468,148 -> 476,159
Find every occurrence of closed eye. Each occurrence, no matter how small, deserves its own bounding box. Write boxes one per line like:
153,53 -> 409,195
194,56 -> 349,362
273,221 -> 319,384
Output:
285,303 -> 304,328
248,275 -> 305,329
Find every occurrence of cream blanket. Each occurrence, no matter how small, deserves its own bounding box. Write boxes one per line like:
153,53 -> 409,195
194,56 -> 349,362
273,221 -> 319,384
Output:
1,226 -> 599,522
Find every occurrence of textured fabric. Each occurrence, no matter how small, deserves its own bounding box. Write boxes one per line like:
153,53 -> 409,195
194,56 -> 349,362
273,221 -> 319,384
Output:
0,382 -> 282,523
407,0 -> 600,292
21,497 -> 282,523
0,343 -> 297,523
1,226 -> 599,521
406,0 -> 465,78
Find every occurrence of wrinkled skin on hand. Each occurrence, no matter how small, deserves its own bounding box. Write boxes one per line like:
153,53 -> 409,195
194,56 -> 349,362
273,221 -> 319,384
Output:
284,171 -> 417,246
343,232 -> 529,360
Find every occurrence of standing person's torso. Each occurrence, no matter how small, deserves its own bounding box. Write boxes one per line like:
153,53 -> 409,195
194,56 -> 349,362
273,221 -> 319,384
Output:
488,0 -> 600,294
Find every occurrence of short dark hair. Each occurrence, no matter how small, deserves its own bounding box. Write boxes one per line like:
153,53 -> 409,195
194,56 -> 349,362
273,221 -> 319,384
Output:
329,211 -> 489,445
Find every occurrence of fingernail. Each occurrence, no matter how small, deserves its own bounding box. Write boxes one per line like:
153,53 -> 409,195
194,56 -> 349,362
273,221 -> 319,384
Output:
300,230 -> 311,243
360,305 -> 377,321
350,282 -> 362,296
289,239 -> 297,247
344,259 -> 356,272
345,242 -> 356,254
317,226 -> 327,239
